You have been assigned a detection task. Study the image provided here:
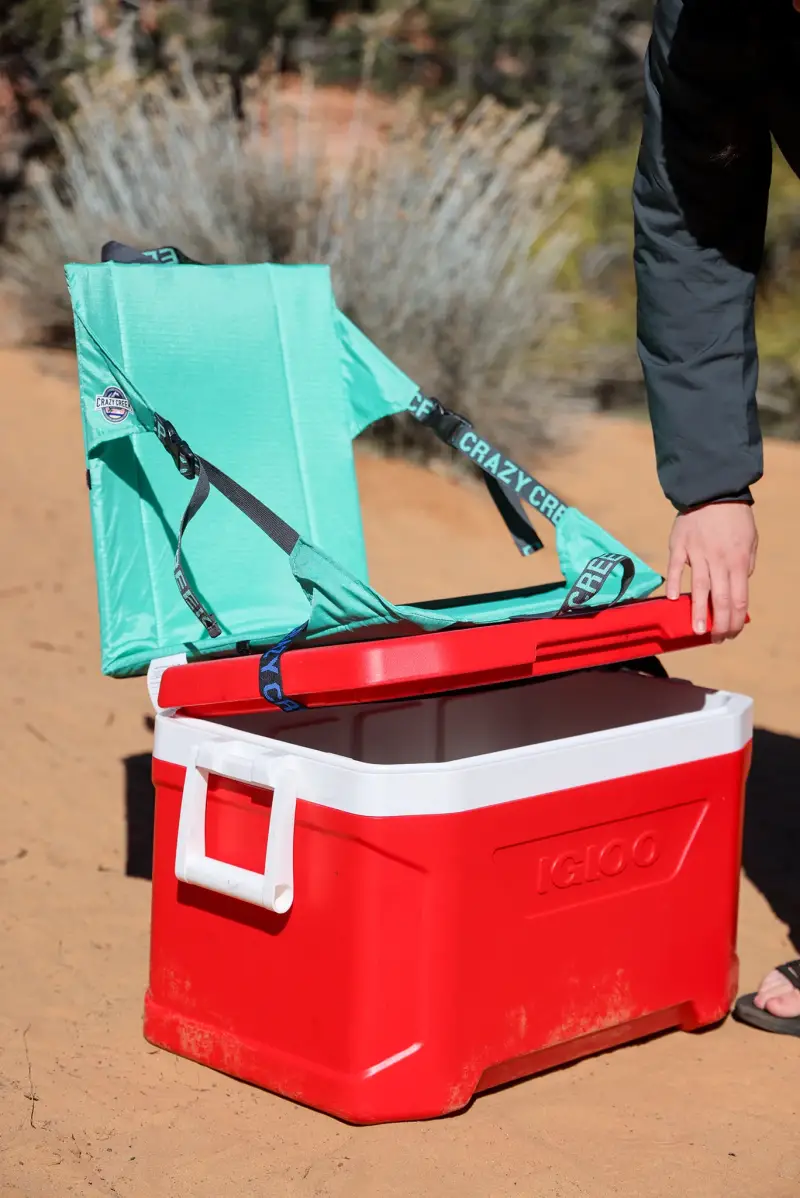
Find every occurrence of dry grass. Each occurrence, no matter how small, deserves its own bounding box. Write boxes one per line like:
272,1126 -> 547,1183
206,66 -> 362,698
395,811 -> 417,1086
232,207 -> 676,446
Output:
2,61 -> 573,457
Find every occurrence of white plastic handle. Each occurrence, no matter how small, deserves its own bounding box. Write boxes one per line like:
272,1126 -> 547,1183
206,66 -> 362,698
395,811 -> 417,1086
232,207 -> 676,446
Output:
175,740 -> 298,913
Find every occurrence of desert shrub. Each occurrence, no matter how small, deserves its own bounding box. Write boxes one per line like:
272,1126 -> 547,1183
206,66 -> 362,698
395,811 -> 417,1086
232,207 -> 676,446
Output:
2,62 -> 573,458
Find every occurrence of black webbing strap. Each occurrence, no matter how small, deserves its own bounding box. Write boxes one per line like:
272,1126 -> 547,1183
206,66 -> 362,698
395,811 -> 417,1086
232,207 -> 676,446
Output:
557,551 -> 634,615
408,393 -> 565,556
152,414 -> 301,640
172,455 -> 221,637
483,474 -> 545,555
201,459 -> 299,555
776,961 -> 800,992
154,411 -> 310,710
258,624 -> 308,712
101,241 -> 198,266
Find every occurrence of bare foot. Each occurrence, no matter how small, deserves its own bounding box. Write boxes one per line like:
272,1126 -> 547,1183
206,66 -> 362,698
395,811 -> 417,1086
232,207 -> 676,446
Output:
753,968 -> 800,1018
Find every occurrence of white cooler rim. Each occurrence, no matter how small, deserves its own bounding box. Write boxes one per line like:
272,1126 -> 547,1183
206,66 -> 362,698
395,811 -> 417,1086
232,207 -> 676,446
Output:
153,691 -> 753,819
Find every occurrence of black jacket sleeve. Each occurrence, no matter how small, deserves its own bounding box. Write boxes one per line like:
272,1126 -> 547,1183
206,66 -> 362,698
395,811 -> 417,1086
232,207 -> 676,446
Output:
633,0 -> 771,511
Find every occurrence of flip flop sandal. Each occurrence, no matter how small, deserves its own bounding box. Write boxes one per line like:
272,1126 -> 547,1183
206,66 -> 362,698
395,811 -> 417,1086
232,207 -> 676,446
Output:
733,961 -> 800,1036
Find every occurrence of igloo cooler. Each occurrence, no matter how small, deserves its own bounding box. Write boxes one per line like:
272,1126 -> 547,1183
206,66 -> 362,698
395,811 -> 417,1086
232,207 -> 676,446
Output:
144,601 -> 752,1125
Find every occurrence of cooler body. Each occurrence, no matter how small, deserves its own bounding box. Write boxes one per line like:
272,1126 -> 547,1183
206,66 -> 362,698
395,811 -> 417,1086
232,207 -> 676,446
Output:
145,671 -> 752,1124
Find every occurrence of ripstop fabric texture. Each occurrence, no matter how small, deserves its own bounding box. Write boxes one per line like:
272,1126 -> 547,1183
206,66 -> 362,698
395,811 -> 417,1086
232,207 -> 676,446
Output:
67,260 -> 662,678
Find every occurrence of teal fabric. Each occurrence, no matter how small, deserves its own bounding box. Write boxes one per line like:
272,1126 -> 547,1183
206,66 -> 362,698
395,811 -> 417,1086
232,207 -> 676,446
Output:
335,311 -> 420,439
68,262 -> 417,676
66,259 -> 661,678
290,507 -> 661,642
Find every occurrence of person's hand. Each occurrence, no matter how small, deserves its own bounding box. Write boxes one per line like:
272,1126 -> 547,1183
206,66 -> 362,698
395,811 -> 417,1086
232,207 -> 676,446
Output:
666,503 -> 758,641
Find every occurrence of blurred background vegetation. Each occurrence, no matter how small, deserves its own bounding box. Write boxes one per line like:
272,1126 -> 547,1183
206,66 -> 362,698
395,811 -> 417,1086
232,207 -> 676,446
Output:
2,0 -> 800,455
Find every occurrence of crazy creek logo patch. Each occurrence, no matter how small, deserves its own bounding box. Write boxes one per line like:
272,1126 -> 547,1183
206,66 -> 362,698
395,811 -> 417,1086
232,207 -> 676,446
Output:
95,386 -> 132,424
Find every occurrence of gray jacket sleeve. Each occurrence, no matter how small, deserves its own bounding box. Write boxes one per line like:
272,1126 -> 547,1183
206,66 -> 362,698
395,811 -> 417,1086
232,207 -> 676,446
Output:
633,0 -> 771,511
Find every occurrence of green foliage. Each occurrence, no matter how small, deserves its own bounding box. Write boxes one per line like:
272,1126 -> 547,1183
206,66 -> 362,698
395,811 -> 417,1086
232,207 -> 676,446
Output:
361,0 -> 651,157
208,0 -> 298,74
0,0 -> 75,114
2,0 -> 68,53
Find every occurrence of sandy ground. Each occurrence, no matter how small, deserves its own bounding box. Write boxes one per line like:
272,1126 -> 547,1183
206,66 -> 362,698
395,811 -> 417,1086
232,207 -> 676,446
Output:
0,345 -> 798,1198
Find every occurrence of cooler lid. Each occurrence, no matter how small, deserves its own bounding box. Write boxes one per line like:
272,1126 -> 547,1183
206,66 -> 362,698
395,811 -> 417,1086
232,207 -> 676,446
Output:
157,595 -> 724,717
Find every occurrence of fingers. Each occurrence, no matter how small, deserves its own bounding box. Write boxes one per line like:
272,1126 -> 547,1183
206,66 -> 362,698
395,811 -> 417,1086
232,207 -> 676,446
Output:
668,505 -> 756,642
729,554 -> 750,637
709,551 -> 750,642
666,542 -> 685,602
668,529 -> 717,638
691,559 -> 711,636
708,557 -> 730,642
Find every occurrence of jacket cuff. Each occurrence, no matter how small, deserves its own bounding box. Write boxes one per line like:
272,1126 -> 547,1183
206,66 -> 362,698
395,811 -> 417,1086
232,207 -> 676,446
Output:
674,488 -> 754,514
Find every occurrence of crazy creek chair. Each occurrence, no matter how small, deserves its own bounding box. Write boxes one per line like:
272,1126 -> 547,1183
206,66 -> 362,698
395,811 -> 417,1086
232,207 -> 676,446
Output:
66,243 -> 662,682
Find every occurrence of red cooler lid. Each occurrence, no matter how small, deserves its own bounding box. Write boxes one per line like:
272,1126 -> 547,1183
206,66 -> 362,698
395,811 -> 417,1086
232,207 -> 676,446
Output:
158,595 -> 729,718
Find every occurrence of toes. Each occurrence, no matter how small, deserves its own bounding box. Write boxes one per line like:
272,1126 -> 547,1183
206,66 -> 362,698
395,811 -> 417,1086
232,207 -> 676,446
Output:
765,989 -> 800,1018
754,969 -> 789,1009
750,968 -> 800,1017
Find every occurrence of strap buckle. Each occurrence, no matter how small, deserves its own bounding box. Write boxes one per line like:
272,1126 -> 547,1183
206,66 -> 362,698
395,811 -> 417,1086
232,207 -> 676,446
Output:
154,413 -> 198,480
415,396 -> 473,447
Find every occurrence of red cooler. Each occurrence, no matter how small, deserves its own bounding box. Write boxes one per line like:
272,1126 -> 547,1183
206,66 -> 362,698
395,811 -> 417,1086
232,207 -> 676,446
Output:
144,598 -> 752,1124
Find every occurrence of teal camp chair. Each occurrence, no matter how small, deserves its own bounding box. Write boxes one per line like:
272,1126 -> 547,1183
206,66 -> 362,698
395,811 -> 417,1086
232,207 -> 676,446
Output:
66,242 -> 662,681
